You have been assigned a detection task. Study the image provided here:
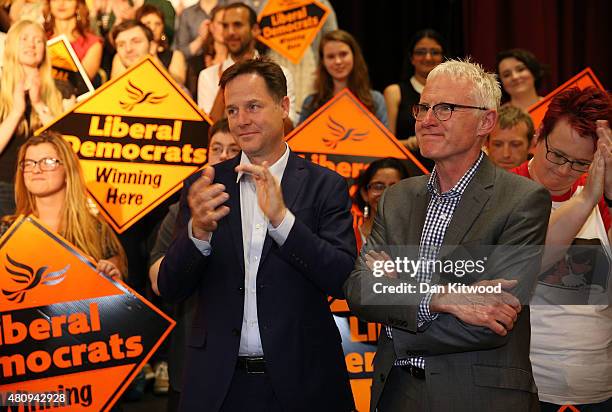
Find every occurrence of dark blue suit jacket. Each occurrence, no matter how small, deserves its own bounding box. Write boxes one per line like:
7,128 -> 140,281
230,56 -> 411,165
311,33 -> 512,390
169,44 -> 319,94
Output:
158,151 -> 356,412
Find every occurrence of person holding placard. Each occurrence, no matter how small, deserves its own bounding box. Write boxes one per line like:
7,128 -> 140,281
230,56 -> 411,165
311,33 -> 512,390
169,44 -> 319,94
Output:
46,0 -> 103,81
0,130 -> 127,279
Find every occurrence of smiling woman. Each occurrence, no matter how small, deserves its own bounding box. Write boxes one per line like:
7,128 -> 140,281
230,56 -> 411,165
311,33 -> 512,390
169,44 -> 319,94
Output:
0,20 -> 63,217
45,0 -> 103,81
496,48 -> 546,111
298,29 -> 388,127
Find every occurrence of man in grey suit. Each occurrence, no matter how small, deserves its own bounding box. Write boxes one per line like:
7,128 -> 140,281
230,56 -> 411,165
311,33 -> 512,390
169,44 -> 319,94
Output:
344,59 -> 552,411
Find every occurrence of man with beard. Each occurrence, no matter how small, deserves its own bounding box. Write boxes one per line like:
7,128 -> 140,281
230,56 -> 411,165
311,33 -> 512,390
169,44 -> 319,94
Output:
197,2 -> 297,125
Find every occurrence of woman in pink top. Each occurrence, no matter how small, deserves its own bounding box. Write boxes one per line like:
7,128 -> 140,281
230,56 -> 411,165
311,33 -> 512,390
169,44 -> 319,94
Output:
45,0 -> 103,80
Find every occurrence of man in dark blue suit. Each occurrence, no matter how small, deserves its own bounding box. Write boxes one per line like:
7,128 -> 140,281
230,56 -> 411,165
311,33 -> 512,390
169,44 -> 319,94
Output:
158,58 -> 356,412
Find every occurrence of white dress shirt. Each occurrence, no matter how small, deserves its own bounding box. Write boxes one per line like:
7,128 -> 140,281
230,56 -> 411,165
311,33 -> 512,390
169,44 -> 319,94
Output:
188,144 -> 295,356
196,52 -> 298,125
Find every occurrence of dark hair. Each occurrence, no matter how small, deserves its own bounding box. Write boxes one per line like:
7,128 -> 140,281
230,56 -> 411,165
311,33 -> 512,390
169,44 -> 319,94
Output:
110,20 -> 154,45
496,49 -> 545,99
135,4 -> 167,49
353,158 -> 410,211
400,29 -> 446,81
219,57 -> 287,102
309,30 -> 374,113
539,87 -> 612,143
224,2 -> 258,27
45,0 -> 92,40
495,105 -> 535,144
202,5 -> 225,62
208,117 -> 230,140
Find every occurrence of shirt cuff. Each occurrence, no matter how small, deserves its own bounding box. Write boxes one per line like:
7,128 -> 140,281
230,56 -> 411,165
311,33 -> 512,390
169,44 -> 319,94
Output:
188,218 -> 212,256
417,292 -> 439,327
267,210 -> 295,246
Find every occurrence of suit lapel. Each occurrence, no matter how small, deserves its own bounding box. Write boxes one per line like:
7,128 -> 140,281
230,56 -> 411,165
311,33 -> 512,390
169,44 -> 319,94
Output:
443,157 -> 495,246
409,178 -> 430,244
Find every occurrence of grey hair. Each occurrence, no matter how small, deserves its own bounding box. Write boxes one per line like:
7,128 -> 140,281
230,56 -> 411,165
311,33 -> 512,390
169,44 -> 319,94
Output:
427,57 -> 502,110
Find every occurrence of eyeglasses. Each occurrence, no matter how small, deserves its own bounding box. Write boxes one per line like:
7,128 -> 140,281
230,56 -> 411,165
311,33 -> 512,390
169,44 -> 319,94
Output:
413,48 -> 443,57
412,102 -> 488,122
20,157 -> 62,172
366,182 -> 389,193
544,137 -> 591,172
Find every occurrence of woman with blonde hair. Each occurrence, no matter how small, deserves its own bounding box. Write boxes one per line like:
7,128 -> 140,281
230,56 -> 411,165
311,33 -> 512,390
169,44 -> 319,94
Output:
0,19 -> 63,216
1,131 -> 127,278
45,0 -> 103,81
298,29 -> 388,127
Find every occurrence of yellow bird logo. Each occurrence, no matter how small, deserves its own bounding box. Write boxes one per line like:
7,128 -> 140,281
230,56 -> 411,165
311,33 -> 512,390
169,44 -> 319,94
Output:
119,80 -> 168,111
1,255 -> 69,303
322,116 -> 368,149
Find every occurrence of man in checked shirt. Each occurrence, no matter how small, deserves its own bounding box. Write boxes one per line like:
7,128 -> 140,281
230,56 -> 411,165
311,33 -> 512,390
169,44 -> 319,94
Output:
344,59 -> 551,412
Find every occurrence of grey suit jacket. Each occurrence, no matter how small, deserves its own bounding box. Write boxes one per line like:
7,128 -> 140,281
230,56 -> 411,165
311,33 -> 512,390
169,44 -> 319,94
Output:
344,157 -> 551,412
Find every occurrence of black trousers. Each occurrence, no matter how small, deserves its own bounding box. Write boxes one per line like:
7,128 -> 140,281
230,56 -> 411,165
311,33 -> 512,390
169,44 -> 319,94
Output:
219,367 -> 283,412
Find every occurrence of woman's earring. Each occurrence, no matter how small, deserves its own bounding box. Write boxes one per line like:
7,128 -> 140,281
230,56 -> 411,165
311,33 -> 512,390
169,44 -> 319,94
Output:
363,205 -> 369,219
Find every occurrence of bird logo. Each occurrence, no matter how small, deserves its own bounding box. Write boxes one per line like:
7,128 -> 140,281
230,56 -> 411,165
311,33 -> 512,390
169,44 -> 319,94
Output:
322,116 -> 368,149
119,81 -> 168,111
1,254 -> 69,304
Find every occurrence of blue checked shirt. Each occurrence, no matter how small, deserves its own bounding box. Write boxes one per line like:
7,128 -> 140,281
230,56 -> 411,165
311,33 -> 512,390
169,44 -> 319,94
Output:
387,152 -> 484,370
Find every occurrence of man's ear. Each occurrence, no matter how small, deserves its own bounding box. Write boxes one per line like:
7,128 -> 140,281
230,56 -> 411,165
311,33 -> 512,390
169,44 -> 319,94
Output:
478,109 -> 498,137
252,23 -> 261,38
530,124 -> 543,154
280,95 -> 290,119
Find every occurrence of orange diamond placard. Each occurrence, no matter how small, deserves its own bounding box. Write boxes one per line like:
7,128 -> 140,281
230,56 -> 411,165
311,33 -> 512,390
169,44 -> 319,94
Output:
528,68 -> 604,130
257,0 -> 330,64
286,88 -> 428,180
47,35 -> 95,101
37,56 -> 211,233
0,216 -> 174,411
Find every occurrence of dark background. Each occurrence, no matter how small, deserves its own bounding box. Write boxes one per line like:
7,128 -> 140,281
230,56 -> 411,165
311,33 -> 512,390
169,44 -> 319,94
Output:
328,0 -> 611,96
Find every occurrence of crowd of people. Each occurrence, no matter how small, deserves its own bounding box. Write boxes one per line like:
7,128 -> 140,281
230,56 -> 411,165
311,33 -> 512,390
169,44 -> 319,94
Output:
0,1 -> 611,412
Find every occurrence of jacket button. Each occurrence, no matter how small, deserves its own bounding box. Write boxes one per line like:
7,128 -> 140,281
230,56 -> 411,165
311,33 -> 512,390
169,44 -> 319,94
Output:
232,328 -> 240,336
237,286 -> 244,295
380,373 -> 385,382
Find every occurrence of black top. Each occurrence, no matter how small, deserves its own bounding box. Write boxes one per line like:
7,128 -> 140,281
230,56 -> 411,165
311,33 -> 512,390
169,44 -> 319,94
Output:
0,97 -> 31,183
396,80 -> 420,139
158,48 -> 173,70
397,80 -> 434,172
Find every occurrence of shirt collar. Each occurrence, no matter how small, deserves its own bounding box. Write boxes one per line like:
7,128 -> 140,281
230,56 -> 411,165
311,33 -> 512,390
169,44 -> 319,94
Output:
427,151 -> 484,198
236,142 -> 290,184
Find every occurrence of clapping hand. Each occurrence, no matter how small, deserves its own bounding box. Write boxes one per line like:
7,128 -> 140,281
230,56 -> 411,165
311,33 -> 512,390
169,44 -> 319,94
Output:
188,166 -> 230,240
234,162 -> 287,227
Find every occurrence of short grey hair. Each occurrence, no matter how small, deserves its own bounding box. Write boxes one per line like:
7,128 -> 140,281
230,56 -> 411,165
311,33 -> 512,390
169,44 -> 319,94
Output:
427,58 -> 502,110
